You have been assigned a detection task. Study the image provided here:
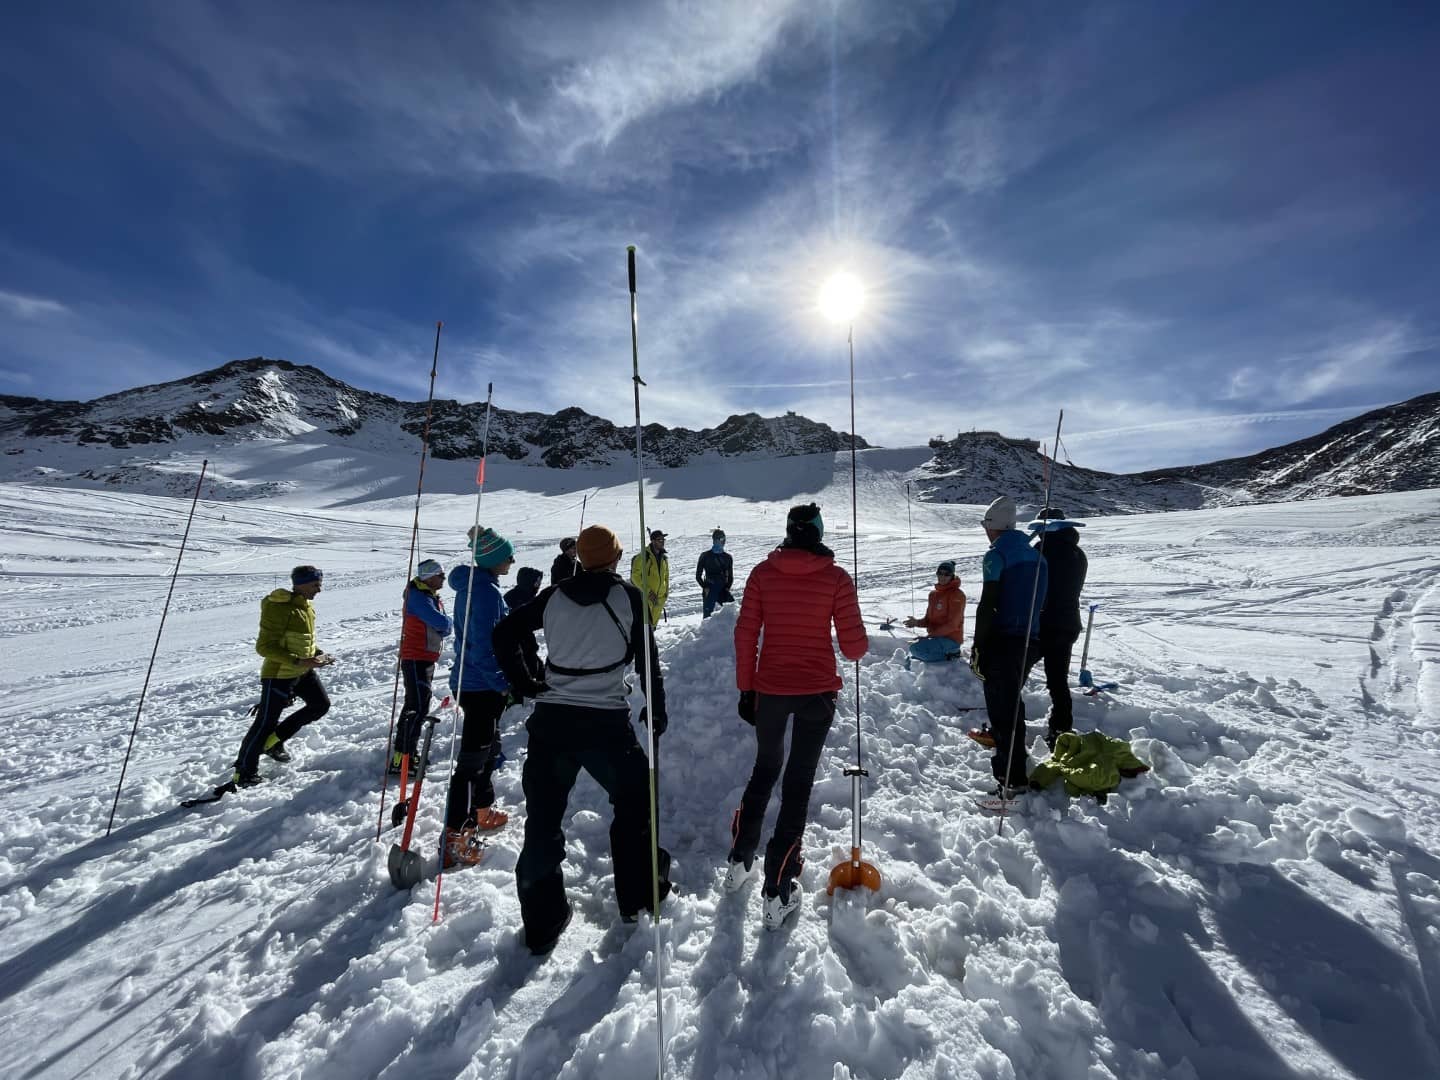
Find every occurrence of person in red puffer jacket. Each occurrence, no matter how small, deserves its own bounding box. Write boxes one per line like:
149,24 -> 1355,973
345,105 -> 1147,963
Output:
726,502 -> 867,929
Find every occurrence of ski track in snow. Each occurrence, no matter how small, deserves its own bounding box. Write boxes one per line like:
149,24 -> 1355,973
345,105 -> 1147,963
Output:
3,469 -> 1440,1080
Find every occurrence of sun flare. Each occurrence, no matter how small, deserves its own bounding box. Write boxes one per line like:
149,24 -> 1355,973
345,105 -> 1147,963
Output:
818,271 -> 865,324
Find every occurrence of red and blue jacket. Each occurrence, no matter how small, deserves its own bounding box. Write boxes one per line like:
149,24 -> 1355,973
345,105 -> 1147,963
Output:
400,579 -> 452,662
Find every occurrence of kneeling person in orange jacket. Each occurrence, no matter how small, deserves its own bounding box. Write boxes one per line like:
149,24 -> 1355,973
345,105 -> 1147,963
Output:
905,560 -> 966,664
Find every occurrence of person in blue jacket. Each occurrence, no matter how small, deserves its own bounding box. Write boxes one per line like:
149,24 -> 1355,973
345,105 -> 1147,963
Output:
443,526 -> 517,867
971,495 -> 1047,795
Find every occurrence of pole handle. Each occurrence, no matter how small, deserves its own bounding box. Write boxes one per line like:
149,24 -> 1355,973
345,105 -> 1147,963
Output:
627,245 -> 637,293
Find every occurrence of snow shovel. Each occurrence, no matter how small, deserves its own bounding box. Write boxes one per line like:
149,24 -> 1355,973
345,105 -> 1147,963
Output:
388,711 -> 441,889
827,764 -> 882,895
1077,604 -> 1097,688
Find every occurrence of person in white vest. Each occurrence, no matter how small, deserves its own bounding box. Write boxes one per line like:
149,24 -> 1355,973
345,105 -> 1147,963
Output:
492,523 -> 672,955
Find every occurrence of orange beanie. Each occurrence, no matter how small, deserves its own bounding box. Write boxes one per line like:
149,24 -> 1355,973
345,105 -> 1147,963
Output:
576,524 -> 623,570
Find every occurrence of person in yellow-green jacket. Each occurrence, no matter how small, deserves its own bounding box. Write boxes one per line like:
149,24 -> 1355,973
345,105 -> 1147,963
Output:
231,565 -> 333,786
629,529 -> 669,627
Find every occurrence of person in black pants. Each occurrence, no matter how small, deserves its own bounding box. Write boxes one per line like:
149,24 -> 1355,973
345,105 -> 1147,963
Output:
232,565 -> 332,785
971,496 -> 1047,794
727,504 -> 867,930
1029,508 -> 1088,747
442,527 -> 518,869
696,528 -> 734,618
493,523 -> 671,955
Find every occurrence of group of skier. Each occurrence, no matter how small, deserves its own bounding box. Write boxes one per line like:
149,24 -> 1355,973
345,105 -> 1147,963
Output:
225,493 -> 1087,950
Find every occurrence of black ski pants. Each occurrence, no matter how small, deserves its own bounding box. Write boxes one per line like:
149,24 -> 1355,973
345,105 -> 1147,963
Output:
979,635 -> 1040,787
234,670 -> 330,776
444,689 -> 507,829
396,659 -> 436,758
1039,630 -> 1079,735
729,691 -> 837,898
515,702 -> 670,939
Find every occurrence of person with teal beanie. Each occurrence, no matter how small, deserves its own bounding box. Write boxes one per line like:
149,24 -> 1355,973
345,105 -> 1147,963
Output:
442,526 -> 517,867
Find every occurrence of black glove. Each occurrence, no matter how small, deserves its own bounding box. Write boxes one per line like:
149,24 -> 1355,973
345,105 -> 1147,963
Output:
969,647 -> 984,682
639,706 -> 668,735
505,689 -> 524,708
738,690 -> 757,726
516,674 -> 549,699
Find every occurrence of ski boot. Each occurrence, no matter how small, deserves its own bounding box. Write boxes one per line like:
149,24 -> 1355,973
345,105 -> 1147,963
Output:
442,821 -> 487,870
262,734 -> 291,763
761,886 -> 800,930
723,857 -> 757,893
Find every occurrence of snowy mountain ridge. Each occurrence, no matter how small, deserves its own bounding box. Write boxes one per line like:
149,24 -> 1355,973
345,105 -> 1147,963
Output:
0,357 -> 869,479
2,359 -> 1436,512
917,392 -> 1440,514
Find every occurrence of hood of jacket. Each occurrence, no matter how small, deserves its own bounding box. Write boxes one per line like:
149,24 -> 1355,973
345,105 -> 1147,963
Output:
448,564 -> 498,592
766,546 -> 837,576
1040,526 -> 1080,550
263,588 -> 307,607
560,570 -> 626,605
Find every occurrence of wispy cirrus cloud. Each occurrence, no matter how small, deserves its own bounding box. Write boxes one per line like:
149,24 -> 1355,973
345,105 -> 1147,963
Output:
0,0 -> 1436,476
0,290 -> 67,319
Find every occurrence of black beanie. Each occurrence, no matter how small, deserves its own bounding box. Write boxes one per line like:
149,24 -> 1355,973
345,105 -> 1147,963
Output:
785,503 -> 824,547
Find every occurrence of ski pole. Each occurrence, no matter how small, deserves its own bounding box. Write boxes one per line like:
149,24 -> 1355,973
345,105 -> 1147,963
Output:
434,382 -> 493,922
827,322 -> 880,896
1078,604 -> 1097,688
579,493 -> 589,532
628,246 -> 667,1080
376,321 -> 444,841
997,409 -> 1062,837
905,480 -> 915,621
106,459 -> 208,836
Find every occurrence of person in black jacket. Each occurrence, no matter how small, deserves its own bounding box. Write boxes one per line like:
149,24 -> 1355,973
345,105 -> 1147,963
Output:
550,537 -> 579,586
696,528 -> 734,618
492,523 -> 672,955
1029,507 -> 1088,748
504,566 -> 544,609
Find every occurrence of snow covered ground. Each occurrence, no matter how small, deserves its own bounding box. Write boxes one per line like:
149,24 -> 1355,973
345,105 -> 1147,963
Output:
2,452 -> 1438,1079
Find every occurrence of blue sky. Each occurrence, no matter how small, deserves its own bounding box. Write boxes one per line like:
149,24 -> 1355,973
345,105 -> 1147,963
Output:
1,1 -> 1436,471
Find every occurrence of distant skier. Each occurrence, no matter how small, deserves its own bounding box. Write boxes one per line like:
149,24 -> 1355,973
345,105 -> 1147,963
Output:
695,528 -> 734,618
970,496 -> 1047,797
493,523 -> 672,955
904,560 -> 966,664
1028,508 -> 1087,748
390,558 -> 453,774
551,537 -> 579,586
630,529 -> 669,627
231,565 -> 333,786
504,566 -> 544,610
726,503 -> 867,929
443,527 -> 516,869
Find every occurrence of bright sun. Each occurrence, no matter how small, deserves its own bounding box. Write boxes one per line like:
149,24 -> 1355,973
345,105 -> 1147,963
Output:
818,271 -> 865,324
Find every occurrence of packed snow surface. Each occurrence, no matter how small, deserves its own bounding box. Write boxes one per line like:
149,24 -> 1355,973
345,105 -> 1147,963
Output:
2,450 -> 1439,1079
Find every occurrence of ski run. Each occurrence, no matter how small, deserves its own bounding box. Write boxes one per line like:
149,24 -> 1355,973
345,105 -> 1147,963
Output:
2,449 -> 1439,1080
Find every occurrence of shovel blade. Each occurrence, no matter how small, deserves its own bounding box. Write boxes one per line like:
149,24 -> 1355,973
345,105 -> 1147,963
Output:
387,843 -> 424,890
827,850 -> 882,895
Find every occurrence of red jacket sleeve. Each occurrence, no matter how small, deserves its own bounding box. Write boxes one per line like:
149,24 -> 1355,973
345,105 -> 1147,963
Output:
734,564 -> 764,690
832,567 -> 867,661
